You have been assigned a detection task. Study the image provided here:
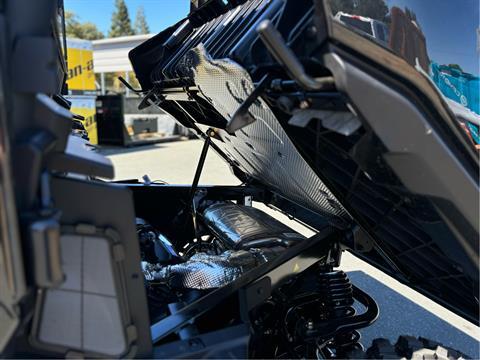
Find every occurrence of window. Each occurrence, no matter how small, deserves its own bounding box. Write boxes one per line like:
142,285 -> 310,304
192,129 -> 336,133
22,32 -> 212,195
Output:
339,15 -> 373,36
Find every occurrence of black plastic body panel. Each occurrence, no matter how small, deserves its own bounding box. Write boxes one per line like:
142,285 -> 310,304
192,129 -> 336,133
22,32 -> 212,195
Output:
127,0 -> 479,325
50,177 -> 153,357
152,324 -> 250,358
95,95 -> 128,146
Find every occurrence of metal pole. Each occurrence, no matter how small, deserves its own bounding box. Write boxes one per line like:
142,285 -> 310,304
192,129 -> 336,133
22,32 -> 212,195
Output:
188,130 -> 213,239
125,71 -> 130,97
189,133 -> 211,203
100,72 -> 105,95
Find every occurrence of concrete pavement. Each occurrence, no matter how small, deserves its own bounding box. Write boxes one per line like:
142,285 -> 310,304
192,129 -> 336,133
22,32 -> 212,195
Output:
101,139 -> 240,185
101,139 -> 479,357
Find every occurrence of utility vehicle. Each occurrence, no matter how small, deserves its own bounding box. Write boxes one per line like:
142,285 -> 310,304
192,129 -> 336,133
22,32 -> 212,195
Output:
0,0 -> 478,358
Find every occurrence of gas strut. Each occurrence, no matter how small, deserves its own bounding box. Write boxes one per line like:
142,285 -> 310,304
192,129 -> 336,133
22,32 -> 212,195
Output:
189,129 -> 212,203
188,129 -> 214,238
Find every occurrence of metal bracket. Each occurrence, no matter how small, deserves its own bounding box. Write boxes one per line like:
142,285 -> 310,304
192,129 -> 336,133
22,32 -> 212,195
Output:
289,109 -> 362,136
257,20 -> 335,91
226,75 -> 271,134
118,76 -> 145,94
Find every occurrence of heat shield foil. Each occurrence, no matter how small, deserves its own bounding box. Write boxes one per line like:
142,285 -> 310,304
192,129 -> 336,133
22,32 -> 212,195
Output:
187,44 -> 350,224
150,249 -> 278,289
203,203 -> 305,249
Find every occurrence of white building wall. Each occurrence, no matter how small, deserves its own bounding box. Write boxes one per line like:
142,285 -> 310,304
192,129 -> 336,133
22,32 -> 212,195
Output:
91,34 -> 182,137
92,34 -> 154,73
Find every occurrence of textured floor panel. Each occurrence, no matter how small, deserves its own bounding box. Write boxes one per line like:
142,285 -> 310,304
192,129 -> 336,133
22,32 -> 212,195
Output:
189,44 -> 350,224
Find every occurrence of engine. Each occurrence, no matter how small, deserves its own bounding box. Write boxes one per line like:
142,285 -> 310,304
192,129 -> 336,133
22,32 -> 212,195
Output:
129,0 -> 380,355
136,200 -> 378,358
137,202 -> 305,321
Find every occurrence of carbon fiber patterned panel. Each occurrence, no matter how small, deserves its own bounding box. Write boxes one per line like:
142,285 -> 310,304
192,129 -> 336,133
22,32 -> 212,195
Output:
189,45 -> 350,223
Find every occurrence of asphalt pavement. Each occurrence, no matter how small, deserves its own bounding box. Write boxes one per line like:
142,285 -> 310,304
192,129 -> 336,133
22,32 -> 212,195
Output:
101,139 -> 479,358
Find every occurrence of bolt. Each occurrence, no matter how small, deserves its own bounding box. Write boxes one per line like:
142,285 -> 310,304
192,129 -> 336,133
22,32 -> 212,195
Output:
306,321 -> 314,330
299,100 -> 310,109
306,25 -> 317,38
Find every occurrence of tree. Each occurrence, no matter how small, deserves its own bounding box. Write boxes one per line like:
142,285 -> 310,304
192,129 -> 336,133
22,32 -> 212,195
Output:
404,7 -> 417,22
109,0 -> 134,38
65,11 -> 105,40
354,0 -> 389,22
448,64 -> 464,72
403,6 -> 422,30
134,6 -> 150,34
328,0 -> 355,16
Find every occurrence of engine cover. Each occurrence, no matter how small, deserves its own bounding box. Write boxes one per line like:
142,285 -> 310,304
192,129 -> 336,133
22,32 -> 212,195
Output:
203,203 -> 305,249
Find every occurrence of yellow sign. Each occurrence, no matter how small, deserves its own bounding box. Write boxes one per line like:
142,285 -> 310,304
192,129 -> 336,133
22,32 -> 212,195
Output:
68,96 -> 98,145
65,39 -> 97,144
66,38 -> 96,93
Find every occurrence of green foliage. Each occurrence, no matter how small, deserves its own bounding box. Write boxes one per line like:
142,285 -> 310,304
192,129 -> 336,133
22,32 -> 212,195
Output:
134,6 -> 150,35
65,11 -> 105,40
109,0 -> 134,38
355,0 -> 389,22
404,7 -> 417,21
328,0 -> 355,16
448,64 -> 464,72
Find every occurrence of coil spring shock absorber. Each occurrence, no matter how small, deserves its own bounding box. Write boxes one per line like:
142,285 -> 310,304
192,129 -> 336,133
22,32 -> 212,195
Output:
283,264 -> 378,358
316,267 -> 361,351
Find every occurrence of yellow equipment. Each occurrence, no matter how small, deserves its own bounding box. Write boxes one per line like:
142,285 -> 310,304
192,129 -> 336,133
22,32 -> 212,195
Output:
66,38 -> 98,144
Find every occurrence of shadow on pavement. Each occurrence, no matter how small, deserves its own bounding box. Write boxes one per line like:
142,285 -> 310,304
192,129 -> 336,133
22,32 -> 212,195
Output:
348,271 -> 479,358
97,143 -> 167,156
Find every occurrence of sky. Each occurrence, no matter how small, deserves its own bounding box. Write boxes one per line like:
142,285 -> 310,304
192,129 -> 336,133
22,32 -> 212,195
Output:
65,0 -> 478,75
65,0 -> 190,35
385,0 -> 479,75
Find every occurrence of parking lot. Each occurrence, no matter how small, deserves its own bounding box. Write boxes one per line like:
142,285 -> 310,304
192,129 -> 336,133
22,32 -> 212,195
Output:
102,139 -> 479,357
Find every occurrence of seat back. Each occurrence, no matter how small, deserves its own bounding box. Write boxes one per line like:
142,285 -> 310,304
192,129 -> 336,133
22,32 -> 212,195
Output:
30,176 -> 151,358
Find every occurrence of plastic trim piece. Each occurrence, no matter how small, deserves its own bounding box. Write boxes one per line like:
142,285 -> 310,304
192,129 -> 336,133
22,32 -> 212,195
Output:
325,53 -> 479,269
